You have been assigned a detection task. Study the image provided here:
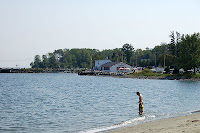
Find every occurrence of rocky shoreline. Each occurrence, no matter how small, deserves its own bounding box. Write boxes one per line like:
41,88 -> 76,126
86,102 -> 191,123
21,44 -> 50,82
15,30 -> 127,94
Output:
1,68 -> 200,81
125,75 -> 200,81
93,73 -> 200,81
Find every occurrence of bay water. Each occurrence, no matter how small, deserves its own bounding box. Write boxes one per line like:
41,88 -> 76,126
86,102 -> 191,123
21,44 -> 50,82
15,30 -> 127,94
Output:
0,73 -> 200,133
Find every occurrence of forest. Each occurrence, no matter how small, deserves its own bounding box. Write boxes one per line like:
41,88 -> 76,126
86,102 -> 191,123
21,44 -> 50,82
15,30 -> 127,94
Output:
31,32 -> 200,73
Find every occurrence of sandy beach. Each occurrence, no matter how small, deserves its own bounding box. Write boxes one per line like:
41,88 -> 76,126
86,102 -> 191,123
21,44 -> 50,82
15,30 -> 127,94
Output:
107,112 -> 200,133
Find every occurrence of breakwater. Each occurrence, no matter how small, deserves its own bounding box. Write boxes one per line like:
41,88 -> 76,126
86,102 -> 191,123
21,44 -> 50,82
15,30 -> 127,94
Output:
0,68 -> 71,73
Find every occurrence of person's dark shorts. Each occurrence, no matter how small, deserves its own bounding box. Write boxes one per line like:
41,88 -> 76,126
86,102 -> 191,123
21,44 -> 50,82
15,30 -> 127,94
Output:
139,103 -> 143,112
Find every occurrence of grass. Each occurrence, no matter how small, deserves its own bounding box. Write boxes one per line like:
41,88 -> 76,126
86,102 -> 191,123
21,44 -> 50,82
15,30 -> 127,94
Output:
129,69 -> 164,76
128,69 -> 200,80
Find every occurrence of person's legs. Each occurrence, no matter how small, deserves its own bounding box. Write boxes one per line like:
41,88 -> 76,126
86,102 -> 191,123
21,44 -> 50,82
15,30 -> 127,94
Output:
139,103 -> 143,115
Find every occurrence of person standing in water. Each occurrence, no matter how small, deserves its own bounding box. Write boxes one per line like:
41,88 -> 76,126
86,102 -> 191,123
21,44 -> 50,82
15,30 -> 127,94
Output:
136,92 -> 143,115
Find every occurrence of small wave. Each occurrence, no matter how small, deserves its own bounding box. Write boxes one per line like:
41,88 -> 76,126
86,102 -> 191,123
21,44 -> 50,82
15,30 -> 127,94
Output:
191,110 -> 200,114
79,115 -> 156,133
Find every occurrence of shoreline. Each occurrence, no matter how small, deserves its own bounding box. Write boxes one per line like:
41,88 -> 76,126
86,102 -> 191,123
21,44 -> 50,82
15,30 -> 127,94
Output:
2,69 -> 200,81
123,74 -> 200,81
106,112 -> 200,133
93,73 -> 200,81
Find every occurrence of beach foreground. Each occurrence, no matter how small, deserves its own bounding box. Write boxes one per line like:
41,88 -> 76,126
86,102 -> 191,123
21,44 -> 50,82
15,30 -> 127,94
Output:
107,112 -> 200,133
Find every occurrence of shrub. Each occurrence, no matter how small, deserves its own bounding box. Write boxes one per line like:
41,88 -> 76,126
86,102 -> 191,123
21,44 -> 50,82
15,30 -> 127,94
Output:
141,69 -> 153,74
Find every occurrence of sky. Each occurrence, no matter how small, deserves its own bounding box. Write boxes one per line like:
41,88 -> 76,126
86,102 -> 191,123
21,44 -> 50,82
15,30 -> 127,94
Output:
1,0 -> 200,68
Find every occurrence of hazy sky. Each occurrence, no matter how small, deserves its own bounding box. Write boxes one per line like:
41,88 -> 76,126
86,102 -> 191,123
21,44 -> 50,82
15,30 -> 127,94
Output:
1,0 -> 200,68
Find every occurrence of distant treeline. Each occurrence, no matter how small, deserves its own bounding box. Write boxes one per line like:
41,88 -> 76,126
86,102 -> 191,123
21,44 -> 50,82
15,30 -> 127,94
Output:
31,31 -> 200,74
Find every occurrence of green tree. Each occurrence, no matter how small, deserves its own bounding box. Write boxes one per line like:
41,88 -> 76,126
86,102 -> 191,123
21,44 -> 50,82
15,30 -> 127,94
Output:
60,49 -> 71,68
80,50 -> 91,68
31,55 -> 42,68
156,43 -> 168,67
138,47 -> 155,67
178,33 -> 200,74
48,53 -> 57,68
122,43 -> 134,64
134,49 -> 143,67
54,49 -> 64,56
168,31 -> 181,66
111,48 -> 120,62
42,55 -> 49,68
169,31 -> 176,55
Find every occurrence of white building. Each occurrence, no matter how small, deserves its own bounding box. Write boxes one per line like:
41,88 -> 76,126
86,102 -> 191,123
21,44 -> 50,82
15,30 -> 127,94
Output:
95,60 -> 112,70
101,62 -> 132,72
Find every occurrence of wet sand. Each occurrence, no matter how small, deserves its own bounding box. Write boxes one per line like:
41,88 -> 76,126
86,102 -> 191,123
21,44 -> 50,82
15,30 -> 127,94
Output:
107,112 -> 200,133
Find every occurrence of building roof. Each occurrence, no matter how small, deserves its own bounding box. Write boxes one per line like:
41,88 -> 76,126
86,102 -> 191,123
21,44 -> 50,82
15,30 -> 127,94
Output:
101,62 -> 118,67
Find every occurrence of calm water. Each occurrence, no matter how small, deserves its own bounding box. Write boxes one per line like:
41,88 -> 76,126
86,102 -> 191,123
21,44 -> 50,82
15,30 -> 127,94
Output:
0,73 -> 200,133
